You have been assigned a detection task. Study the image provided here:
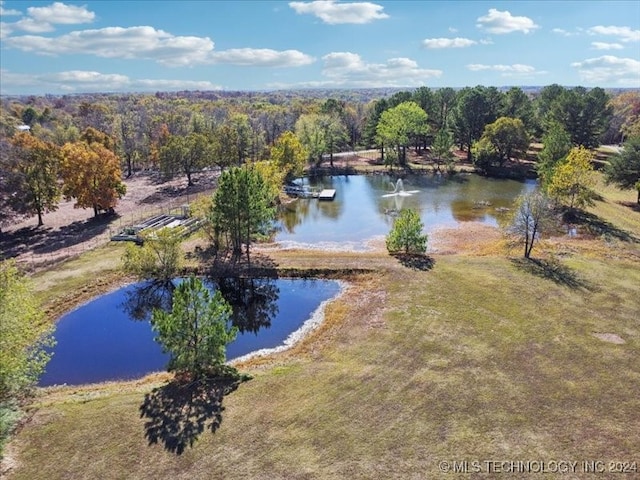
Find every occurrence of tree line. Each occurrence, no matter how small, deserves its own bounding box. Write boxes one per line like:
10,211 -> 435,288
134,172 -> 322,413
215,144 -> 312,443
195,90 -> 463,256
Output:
2,85 -> 639,229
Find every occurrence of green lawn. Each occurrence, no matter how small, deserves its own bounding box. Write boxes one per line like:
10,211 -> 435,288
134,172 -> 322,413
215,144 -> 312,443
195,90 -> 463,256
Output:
5,175 -> 640,479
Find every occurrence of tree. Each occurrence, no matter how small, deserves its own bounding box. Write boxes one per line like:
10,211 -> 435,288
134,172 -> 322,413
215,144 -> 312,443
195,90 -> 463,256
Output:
537,121 -> 572,189
21,106 -> 38,127
480,117 -> 530,166
376,101 -> 428,168
114,108 -> 145,177
61,132 -> 127,217
501,87 -> 535,133
508,192 -> 555,258
319,114 -> 348,167
453,86 -> 502,161
0,260 -> 54,456
605,136 -> 640,204
122,228 -> 183,281
386,208 -> 428,254
7,132 -> 61,226
210,166 -> 276,260
151,276 -> 238,379
430,129 -> 455,172
603,91 -> 640,144
159,133 -> 211,186
362,98 -> 389,148
431,87 -> 458,132
269,131 -> 307,181
547,146 -> 596,210
295,113 -> 341,167
470,137 -> 499,174
546,87 -> 612,148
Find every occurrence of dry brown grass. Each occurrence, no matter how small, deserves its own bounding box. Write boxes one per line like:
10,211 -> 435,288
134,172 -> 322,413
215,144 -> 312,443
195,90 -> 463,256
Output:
4,170 -> 640,480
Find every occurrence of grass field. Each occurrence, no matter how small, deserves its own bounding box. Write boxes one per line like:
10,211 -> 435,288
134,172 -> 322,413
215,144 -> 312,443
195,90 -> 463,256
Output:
4,174 -> 640,479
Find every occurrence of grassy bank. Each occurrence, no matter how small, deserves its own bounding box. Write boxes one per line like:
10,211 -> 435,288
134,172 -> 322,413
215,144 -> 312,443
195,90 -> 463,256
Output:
4,174 -> 640,479
7,251 -> 640,479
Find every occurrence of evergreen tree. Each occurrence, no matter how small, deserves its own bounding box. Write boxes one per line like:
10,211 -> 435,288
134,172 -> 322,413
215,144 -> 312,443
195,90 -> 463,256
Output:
151,276 -> 238,379
210,166 -> 276,260
605,136 -> 640,204
386,208 -> 428,254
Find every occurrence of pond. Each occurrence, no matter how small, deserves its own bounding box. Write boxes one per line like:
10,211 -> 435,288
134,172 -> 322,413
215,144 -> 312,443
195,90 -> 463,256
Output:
277,174 -> 537,250
39,278 -> 342,387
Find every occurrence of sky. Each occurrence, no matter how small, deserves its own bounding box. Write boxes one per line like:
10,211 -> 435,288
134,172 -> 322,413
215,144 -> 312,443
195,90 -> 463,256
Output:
0,0 -> 639,95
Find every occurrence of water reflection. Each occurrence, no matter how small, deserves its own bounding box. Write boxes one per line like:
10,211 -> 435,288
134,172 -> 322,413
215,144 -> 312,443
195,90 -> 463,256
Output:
40,278 -> 341,386
210,277 -> 279,334
122,280 -> 175,322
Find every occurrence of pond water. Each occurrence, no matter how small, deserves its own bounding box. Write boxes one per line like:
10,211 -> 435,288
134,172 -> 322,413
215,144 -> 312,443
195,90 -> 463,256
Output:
277,174 -> 537,249
39,278 -> 342,387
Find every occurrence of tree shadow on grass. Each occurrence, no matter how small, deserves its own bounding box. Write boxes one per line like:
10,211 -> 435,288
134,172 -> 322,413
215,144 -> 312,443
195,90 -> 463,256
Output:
510,257 -> 593,291
564,210 -> 640,243
392,253 -> 435,271
139,373 -> 247,455
617,201 -> 640,213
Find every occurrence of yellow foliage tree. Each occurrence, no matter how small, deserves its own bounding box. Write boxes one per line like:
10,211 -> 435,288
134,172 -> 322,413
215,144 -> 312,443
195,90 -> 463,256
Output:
61,130 -> 126,217
547,146 -> 596,210
269,131 -> 307,181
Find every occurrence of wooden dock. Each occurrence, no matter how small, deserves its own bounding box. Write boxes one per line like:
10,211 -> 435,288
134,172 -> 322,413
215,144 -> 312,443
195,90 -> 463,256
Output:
318,189 -> 336,201
284,185 -> 336,201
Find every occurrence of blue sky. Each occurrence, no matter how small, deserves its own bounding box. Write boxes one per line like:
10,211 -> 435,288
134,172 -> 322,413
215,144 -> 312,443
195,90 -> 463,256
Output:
0,0 -> 639,95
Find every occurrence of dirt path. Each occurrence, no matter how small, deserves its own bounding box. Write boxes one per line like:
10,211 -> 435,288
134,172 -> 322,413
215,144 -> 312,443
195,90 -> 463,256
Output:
1,171 -> 218,270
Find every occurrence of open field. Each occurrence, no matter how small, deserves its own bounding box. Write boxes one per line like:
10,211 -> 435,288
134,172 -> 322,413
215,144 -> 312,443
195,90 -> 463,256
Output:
3,172 -> 640,479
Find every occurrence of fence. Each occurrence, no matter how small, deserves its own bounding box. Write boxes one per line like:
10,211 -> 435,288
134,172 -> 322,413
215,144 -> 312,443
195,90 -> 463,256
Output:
13,192 -> 211,273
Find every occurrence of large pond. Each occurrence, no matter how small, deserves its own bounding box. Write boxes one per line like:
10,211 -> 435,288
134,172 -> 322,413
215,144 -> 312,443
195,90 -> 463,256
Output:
276,174 -> 537,250
39,278 -> 342,387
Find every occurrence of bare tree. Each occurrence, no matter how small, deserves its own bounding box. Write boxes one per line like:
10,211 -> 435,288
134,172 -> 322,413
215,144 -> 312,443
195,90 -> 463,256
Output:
508,191 -> 555,258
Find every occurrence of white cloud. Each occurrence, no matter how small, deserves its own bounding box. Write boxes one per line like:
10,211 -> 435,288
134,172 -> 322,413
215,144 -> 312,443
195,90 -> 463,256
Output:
0,21 -> 12,38
3,2 -> 94,35
5,26 -> 216,66
448,27 -> 458,33
476,8 -> 539,34
5,25 -> 315,68
552,28 -> 573,37
571,55 -> 640,85
320,51 -> 442,87
466,63 -> 544,76
422,37 -> 476,49
591,41 -> 624,50
27,2 -> 95,24
589,25 -> 640,42
0,1 -> 21,16
210,48 -> 314,66
289,0 -> 388,24
0,68 -> 222,94
12,17 -> 56,33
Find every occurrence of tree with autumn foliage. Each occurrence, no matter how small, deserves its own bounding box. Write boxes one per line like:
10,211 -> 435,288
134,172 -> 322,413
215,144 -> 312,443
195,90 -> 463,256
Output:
60,128 -> 126,217
546,146 -> 596,210
6,132 -> 61,226
269,131 -> 307,181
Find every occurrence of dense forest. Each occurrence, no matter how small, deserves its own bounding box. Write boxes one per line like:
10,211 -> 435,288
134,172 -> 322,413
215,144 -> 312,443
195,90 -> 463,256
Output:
1,85 -> 639,229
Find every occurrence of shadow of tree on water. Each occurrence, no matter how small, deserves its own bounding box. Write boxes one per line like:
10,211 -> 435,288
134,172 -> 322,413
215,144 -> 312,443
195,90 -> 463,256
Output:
392,253 -> 436,271
510,257 -> 594,291
139,374 -> 247,454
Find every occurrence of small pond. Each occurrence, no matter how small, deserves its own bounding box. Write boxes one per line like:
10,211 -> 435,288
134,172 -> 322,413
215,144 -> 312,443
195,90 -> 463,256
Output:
39,278 -> 342,387
277,174 -> 537,249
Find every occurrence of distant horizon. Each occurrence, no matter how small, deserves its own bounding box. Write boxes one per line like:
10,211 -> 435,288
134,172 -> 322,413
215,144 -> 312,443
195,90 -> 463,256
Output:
1,1 -> 638,95
3,84 -> 639,100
